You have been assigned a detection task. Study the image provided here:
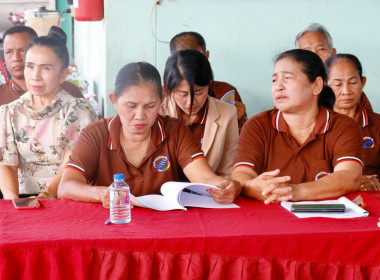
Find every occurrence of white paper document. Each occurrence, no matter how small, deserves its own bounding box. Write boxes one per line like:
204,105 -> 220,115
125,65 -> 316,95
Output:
130,182 -> 240,211
281,197 -> 369,218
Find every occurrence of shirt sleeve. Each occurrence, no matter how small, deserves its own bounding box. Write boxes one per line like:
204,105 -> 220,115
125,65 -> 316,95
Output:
172,119 -> 204,170
233,115 -> 267,173
330,114 -> 364,168
0,104 -> 19,166
66,121 -> 102,182
57,99 -> 99,153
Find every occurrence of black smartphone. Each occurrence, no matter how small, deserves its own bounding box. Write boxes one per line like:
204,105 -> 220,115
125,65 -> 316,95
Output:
291,203 -> 346,213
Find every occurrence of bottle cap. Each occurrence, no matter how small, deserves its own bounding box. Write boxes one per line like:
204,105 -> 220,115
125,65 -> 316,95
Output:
113,173 -> 124,180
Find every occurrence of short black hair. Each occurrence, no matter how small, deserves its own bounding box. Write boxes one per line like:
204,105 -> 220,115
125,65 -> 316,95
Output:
3,25 -> 37,42
169,31 -> 207,54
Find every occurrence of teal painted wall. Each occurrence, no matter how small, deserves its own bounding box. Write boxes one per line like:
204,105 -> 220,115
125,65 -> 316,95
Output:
56,0 -> 73,61
74,0 -> 380,117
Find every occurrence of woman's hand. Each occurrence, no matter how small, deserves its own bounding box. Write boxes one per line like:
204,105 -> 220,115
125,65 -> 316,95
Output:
184,157 -> 242,204
101,187 -> 110,209
246,169 -> 292,204
37,191 -> 54,199
207,178 -> 241,204
0,165 -> 19,199
359,175 -> 380,191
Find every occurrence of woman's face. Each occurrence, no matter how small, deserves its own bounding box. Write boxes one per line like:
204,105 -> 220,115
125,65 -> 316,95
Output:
271,57 -> 319,113
111,83 -> 161,136
172,79 -> 209,115
327,60 -> 365,111
24,46 -> 67,99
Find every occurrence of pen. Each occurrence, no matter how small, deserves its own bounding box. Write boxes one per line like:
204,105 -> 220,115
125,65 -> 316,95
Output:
105,218 -> 111,225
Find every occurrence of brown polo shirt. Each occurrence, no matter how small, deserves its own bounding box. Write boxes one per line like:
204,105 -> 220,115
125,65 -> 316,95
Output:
66,115 -> 205,196
355,106 -> 380,177
359,92 -> 373,112
0,80 -> 24,106
210,81 -> 243,102
61,81 -> 84,98
234,106 -> 364,183
0,79 -> 83,106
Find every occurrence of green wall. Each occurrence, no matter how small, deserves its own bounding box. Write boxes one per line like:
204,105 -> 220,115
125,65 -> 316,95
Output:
56,0 -> 73,61
74,0 -> 380,117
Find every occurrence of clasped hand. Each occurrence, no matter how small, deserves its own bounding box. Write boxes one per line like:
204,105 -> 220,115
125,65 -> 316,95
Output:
360,175 -> 380,191
248,169 -> 293,204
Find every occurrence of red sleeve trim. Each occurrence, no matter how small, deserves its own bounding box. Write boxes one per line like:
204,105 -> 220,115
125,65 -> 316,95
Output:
191,154 -> 205,161
336,158 -> 364,169
233,162 -> 255,169
66,165 -> 85,175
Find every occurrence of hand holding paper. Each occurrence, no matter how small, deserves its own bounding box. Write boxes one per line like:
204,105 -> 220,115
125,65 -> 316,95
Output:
130,182 -> 240,211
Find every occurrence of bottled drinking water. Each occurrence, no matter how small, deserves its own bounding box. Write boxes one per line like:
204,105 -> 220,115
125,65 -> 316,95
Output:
110,174 -> 131,224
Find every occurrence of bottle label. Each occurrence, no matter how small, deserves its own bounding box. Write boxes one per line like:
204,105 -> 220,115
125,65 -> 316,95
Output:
110,190 -> 130,207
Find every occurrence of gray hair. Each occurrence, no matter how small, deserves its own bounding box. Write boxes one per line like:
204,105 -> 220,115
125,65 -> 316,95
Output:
295,23 -> 333,50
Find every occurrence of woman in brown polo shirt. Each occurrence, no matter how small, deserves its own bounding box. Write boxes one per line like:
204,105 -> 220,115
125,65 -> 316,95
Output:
232,49 -> 364,204
160,49 -> 239,177
58,62 -> 240,206
325,54 -> 380,191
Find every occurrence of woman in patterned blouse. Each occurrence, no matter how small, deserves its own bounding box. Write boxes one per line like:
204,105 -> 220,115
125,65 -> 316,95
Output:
0,27 -> 98,199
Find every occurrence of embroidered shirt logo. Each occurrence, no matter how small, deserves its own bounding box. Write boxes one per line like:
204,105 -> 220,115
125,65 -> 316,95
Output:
363,136 -> 375,149
315,171 -> 330,181
153,156 -> 170,172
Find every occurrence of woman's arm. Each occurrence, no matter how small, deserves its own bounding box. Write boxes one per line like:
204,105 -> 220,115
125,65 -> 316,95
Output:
290,161 -> 361,201
232,166 -> 292,203
238,161 -> 362,204
183,157 -> 241,204
39,150 -> 72,199
0,165 -> 19,199
58,168 -> 108,203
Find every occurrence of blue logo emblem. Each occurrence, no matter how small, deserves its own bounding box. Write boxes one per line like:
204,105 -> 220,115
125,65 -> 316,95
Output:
363,136 -> 375,149
153,156 -> 170,172
315,171 -> 329,181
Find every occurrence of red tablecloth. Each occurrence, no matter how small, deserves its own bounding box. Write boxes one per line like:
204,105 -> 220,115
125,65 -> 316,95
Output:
368,191 -> 380,201
0,191 -> 379,280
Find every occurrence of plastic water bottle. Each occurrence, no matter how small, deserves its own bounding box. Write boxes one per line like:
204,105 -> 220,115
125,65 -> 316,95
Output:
110,174 -> 131,224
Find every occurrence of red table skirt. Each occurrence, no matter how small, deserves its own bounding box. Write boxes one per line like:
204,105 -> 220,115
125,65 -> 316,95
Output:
1,246 -> 380,280
1,192 -> 380,280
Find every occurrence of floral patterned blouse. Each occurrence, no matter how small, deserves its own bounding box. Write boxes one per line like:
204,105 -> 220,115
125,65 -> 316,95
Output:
0,90 -> 98,195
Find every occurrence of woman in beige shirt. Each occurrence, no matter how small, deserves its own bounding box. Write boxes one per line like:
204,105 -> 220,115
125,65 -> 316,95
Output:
160,49 -> 239,177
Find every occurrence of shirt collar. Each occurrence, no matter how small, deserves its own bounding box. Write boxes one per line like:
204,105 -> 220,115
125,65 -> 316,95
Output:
354,105 -> 368,127
107,115 -> 166,150
272,106 -> 331,135
177,100 -> 208,125
193,101 -> 208,125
